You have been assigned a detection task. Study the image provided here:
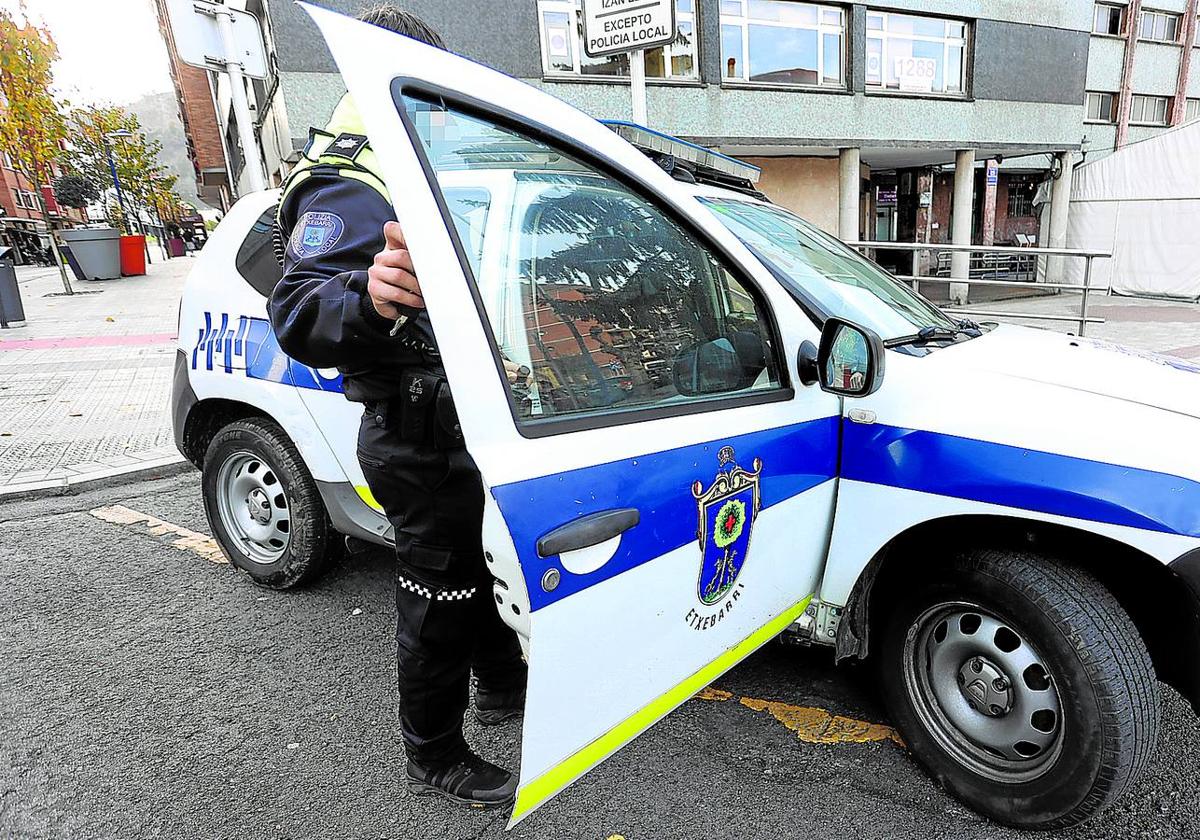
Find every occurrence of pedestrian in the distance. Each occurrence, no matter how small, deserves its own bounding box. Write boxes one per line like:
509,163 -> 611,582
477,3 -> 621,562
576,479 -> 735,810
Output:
267,3 -> 528,809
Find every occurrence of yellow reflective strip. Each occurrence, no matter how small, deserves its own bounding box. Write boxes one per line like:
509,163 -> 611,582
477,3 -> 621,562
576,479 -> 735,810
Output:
355,484 -> 384,512
509,595 -> 813,825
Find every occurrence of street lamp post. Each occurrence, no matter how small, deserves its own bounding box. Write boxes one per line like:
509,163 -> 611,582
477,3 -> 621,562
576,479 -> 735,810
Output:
104,129 -> 153,265
103,129 -> 132,234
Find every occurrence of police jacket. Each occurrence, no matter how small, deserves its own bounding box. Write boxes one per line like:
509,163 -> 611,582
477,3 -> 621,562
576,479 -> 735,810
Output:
268,93 -> 439,403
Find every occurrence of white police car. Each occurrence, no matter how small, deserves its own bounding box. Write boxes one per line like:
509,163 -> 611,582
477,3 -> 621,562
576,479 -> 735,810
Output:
172,5 -> 1200,829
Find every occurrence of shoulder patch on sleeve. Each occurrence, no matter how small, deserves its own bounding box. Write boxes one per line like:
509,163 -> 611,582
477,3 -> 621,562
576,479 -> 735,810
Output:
325,132 -> 369,161
288,211 -> 346,259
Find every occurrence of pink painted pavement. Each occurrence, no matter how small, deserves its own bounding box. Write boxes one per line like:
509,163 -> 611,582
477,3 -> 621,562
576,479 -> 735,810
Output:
0,332 -> 177,352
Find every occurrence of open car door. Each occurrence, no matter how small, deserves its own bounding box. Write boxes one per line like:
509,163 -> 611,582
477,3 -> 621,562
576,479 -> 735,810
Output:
302,4 -> 844,824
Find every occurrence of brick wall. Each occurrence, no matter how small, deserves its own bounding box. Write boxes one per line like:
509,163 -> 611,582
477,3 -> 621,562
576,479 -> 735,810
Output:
153,0 -> 227,178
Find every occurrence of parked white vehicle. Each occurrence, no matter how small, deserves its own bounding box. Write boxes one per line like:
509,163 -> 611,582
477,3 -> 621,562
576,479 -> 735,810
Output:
172,5 -> 1200,829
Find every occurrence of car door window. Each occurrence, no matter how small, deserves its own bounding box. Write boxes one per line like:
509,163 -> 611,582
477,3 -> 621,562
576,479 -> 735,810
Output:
401,95 -> 783,425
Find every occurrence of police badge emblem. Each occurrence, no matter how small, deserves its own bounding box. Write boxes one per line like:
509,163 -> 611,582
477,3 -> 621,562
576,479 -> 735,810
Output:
288,211 -> 345,259
692,446 -> 762,606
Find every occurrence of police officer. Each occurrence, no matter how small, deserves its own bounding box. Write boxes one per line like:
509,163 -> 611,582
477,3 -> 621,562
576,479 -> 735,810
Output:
268,5 -> 526,808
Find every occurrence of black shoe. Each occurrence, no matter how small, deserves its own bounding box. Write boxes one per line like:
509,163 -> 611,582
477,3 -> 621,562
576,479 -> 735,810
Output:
474,685 -> 526,725
406,751 -> 517,808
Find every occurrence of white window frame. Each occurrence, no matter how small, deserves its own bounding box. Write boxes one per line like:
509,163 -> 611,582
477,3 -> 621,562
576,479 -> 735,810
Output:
865,10 -> 970,97
718,1 -> 846,88
536,0 -> 699,81
1185,98 -> 1200,122
1130,93 -> 1169,125
1085,91 -> 1117,123
1092,2 -> 1126,36
1138,9 -> 1181,43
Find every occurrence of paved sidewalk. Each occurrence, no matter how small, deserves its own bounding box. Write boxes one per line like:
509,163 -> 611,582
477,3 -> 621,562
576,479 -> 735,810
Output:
0,256 -> 193,494
960,290 -> 1200,356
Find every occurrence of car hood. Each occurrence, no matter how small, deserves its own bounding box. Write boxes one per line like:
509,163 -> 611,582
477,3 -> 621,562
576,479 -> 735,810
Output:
930,324 -> 1200,420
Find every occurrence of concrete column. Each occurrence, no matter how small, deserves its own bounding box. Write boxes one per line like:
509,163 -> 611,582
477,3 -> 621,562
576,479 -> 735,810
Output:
949,149 -> 975,305
1171,0 -> 1198,125
1046,151 -> 1076,285
838,147 -> 861,242
1115,0 -> 1143,150
981,159 -> 999,246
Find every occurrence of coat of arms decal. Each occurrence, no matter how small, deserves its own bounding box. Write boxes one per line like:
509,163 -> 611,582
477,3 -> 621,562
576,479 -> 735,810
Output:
692,446 -> 762,606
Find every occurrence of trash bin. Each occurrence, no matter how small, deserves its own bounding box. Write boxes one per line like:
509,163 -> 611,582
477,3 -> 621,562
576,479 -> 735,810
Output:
58,228 -> 121,280
119,234 -> 147,276
0,248 -> 26,328
168,237 -> 186,257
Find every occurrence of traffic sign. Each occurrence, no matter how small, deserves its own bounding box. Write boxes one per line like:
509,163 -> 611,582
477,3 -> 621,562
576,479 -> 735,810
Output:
165,0 -> 267,79
581,0 -> 677,59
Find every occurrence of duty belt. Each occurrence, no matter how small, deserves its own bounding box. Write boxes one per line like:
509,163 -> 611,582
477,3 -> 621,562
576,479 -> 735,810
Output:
367,371 -> 464,450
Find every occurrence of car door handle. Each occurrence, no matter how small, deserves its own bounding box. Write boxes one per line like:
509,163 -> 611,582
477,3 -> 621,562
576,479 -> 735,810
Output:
537,508 -> 640,559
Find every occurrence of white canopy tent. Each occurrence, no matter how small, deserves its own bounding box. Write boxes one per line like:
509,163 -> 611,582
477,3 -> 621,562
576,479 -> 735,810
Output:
1065,118 -> 1200,299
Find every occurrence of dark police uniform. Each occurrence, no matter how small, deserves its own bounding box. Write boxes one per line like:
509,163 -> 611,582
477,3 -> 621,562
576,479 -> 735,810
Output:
268,94 -> 526,767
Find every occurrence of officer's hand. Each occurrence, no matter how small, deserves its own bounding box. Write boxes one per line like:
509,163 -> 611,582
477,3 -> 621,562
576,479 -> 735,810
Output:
368,221 -> 424,318
503,360 -> 531,387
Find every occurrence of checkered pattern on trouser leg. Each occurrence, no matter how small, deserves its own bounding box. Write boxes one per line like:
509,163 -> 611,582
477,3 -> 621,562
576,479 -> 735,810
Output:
398,572 -> 477,602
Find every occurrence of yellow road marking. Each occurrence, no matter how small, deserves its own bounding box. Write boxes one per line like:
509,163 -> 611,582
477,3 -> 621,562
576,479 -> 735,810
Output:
90,505 -> 227,564
694,685 -> 903,746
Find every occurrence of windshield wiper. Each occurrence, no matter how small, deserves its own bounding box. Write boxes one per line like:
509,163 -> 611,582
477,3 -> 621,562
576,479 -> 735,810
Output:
884,322 -> 980,349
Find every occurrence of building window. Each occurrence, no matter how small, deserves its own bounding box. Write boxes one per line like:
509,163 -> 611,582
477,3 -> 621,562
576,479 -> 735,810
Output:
1186,98 -> 1200,122
1006,180 -> 1036,218
1085,91 -> 1117,122
1092,2 -> 1126,36
1130,93 -> 1169,125
12,189 -> 24,209
865,11 -> 968,96
1138,9 -> 1181,43
719,1 -> 846,87
537,0 -> 698,80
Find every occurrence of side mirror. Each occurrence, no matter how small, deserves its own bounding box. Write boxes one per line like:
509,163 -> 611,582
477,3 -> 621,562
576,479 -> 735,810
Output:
816,318 -> 885,397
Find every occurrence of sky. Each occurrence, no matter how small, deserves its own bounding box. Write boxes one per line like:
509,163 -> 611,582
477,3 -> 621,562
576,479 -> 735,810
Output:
2,0 -> 173,106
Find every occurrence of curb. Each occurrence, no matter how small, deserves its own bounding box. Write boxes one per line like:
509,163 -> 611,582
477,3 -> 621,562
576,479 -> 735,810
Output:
0,455 -> 194,501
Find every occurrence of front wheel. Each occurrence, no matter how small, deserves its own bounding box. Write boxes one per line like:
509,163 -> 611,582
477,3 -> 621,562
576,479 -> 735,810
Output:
202,417 -> 340,589
878,549 -> 1160,830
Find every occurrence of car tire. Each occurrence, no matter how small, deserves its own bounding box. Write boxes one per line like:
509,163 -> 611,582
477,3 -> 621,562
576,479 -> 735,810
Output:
878,548 -> 1159,830
201,417 -> 341,589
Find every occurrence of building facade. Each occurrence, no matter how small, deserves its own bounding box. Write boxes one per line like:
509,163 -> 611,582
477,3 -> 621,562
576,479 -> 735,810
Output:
0,152 -> 87,266
1084,0 -> 1200,158
153,0 -> 235,211
178,0 -> 1200,268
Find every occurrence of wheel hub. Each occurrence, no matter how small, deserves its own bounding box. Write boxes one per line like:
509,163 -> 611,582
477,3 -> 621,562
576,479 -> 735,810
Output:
246,487 -> 272,525
903,602 -> 1064,783
957,656 -> 1012,717
214,451 -> 291,565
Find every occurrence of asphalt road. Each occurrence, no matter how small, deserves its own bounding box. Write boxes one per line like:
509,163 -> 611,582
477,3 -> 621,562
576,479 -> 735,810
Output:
3,472 -> 1200,840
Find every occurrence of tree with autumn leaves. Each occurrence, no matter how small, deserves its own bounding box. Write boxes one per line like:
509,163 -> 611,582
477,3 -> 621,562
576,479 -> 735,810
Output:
66,104 -> 182,244
0,5 -> 72,293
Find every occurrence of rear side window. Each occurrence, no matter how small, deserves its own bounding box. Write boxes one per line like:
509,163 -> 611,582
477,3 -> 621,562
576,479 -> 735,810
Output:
400,94 -> 785,428
235,205 -> 283,297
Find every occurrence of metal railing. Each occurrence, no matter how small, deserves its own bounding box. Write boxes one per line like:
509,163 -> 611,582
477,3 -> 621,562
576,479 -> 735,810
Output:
844,241 -> 1113,336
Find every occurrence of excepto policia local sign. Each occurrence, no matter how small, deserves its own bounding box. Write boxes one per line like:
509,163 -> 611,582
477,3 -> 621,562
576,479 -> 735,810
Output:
581,0 -> 677,58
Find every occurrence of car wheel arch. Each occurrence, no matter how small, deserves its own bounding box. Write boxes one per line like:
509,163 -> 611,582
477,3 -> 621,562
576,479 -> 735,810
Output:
178,397 -> 269,468
834,513 -> 1200,713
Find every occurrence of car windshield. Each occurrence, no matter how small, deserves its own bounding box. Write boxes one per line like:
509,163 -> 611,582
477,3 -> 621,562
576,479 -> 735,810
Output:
700,196 -> 959,340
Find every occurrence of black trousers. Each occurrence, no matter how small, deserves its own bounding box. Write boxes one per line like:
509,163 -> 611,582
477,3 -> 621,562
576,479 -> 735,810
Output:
358,407 -> 526,764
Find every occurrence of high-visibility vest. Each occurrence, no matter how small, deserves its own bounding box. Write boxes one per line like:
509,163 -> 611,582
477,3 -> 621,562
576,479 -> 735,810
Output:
277,92 -> 390,219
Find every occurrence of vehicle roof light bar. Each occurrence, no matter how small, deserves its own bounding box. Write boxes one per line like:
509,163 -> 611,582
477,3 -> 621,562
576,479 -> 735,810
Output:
602,120 -> 761,185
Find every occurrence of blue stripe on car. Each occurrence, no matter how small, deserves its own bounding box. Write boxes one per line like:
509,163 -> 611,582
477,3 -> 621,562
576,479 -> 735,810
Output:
840,421 -> 1200,538
491,416 -> 841,612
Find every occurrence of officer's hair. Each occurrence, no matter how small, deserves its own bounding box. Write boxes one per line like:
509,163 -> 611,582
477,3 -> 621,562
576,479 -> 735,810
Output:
356,4 -> 445,49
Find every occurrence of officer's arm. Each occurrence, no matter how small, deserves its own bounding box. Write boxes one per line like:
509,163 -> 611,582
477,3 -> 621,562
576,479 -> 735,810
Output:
268,177 -> 400,368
